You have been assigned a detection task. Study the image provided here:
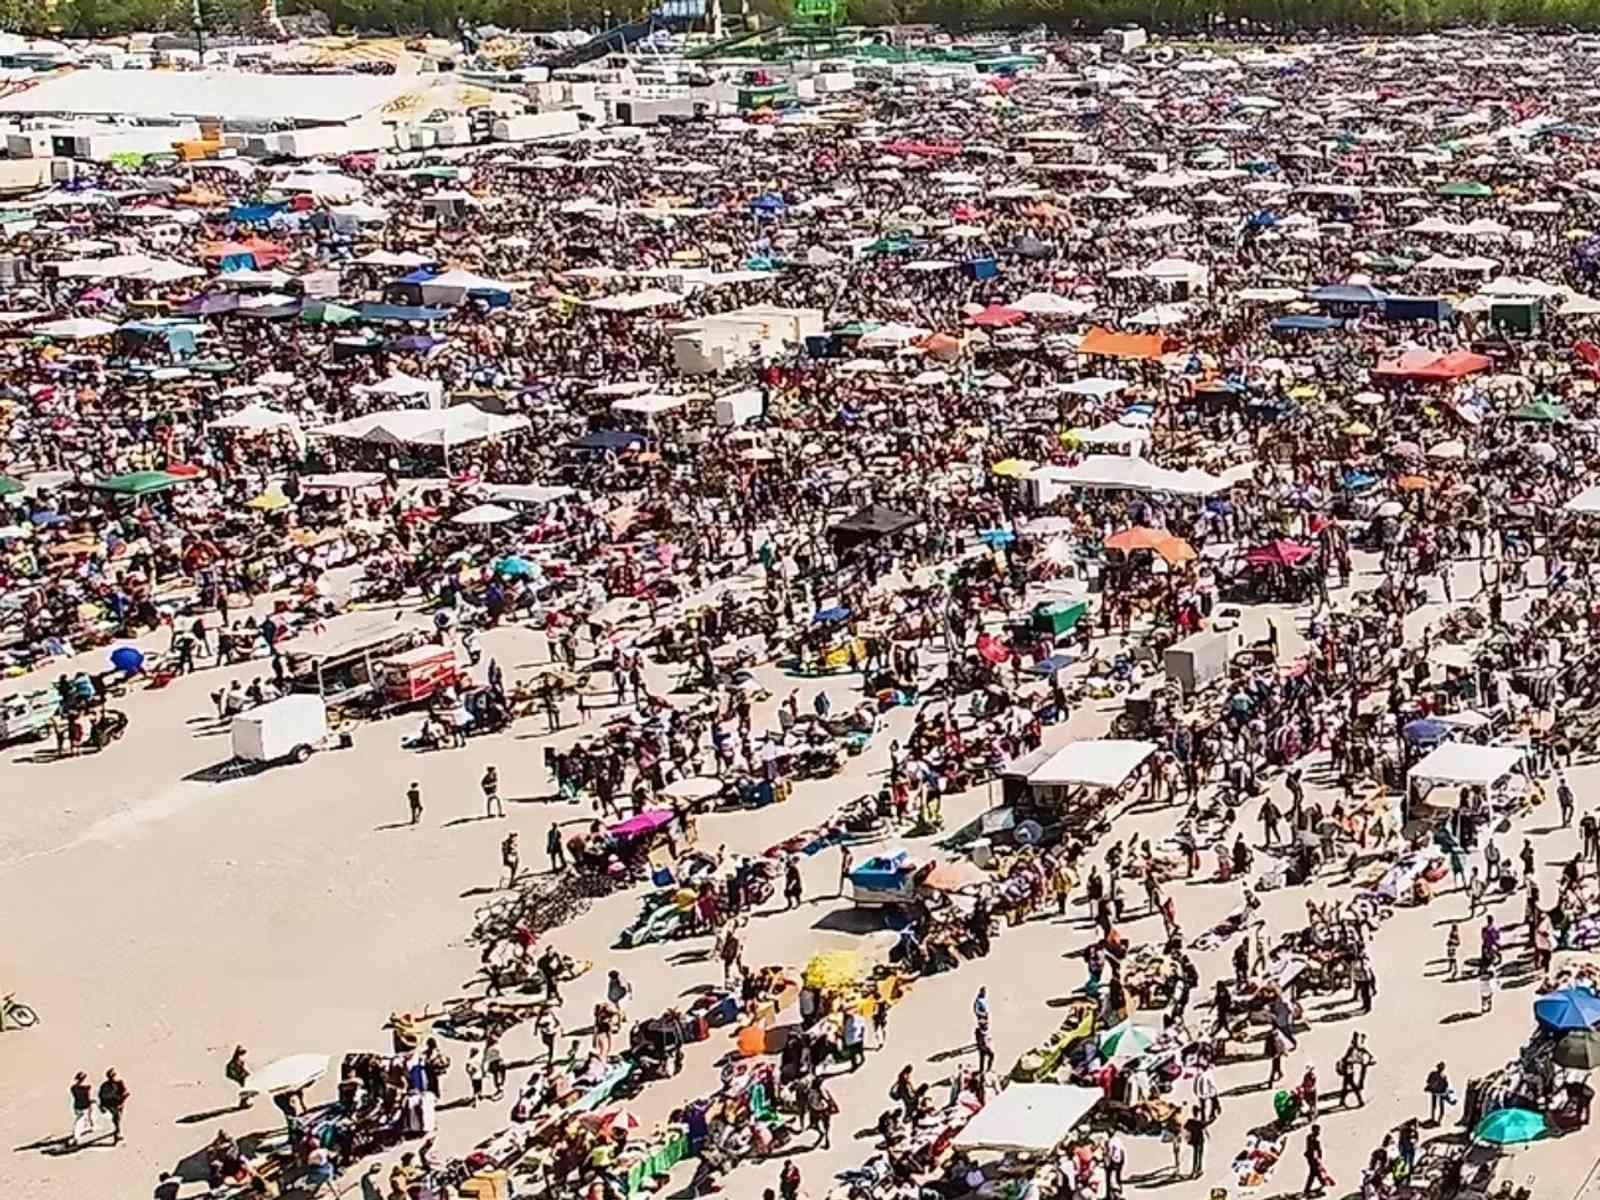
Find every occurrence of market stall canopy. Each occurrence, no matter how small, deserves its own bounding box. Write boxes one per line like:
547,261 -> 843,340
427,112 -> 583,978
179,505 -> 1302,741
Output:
1565,484 -> 1600,515
209,405 -> 301,435
89,470 -> 191,497
1409,743 -> 1525,791
316,406 -> 529,448
1078,326 -> 1170,359
1026,739 -> 1156,788
1372,348 -> 1491,382
828,503 -> 920,556
241,1052 -> 330,1099
1030,458 -> 1227,495
953,1084 -> 1102,1154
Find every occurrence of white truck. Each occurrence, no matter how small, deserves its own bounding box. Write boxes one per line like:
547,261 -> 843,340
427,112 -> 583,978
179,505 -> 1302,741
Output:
231,694 -> 330,767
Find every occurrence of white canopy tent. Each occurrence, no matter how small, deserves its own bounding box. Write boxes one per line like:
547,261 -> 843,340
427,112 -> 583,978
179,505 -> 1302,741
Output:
316,406 -> 529,450
1027,739 -> 1157,789
1409,744 -> 1526,810
363,372 -> 444,410
953,1085 -> 1102,1154
1565,483 -> 1600,515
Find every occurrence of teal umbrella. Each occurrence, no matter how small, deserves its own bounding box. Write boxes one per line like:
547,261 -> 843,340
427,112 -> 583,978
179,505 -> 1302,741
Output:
1439,180 -> 1493,198
1472,1108 -> 1547,1146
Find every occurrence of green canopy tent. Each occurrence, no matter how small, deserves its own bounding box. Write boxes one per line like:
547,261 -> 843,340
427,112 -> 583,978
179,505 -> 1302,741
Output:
1438,181 -> 1493,198
300,301 -> 360,326
1511,399 -> 1569,423
0,475 -> 23,497
89,470 -> 190,497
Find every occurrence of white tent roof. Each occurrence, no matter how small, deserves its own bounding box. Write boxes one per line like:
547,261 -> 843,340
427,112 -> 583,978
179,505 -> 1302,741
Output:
366,371 -> 441,399
0,69 -> 416,122
28,316 -> 118,339
1056,377 -> 1128,398
858,321 -> 930,349
1565,483 -> 1600,514
1409,743 -> 1525,788
316,405 -> 529,448
210,404 -> 301,434
612,394 -> 688,416
421,268 -> 522,293
452,503 -> 518,526
953,1085 -> 1102,1154
1027,739 -> 1156,788
1030,458 -> 1226,495
587,288 -> 685,313
483,484 -> 575,506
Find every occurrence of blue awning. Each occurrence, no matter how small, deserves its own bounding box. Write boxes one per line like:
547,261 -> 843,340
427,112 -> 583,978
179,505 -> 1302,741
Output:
357,302 -> 448,323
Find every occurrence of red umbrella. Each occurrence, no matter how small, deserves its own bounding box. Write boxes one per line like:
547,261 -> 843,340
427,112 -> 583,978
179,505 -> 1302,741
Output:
970,305 -> 1025,328
975,633 -> 1011,664
1246,539 -> 1315,568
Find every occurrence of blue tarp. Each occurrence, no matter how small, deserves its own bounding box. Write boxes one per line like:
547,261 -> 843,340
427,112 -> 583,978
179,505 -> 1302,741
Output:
1382,295 -> 1455,323
229,203 -> 285,223
812,606 -> 851,624
396,267 -> 438,284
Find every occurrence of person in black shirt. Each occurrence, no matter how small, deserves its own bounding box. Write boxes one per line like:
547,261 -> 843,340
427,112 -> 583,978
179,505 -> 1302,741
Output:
1303,1123 -> 1327,1196
98,1068 -> 129,1145
1184,1110 -> 1208,1178
70,1071 -> 94,1145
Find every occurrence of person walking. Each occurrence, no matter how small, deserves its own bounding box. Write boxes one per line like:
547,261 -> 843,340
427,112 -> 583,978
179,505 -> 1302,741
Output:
1336,1032 -> 1373,1108
483,1035 -> 507,1099
1105,1131 -> 1127,1196
1352,952 -> 1376,1014
407,781 -> 423,826
464,1050 -> 484,1107
1265,1028 -> 1286,1088
536,1010 -> 561,1064
1446,923 -> 1461,980
779,1158 -> 801,1200
98,1068 -> 129,1145
1185,1107 -> 1208,1179
811,1078 -> 838,1149
784,855 -> 803,909
482,766 -> 504,819
1559,773 -> 1576,827
837,844 -> 853,898
1425,1062 -> 1452,1126
974,1019 -> 994,1076
225,1045 -> 250,1109
501,832 -> 520,888
1302,1123 -> 1329,1197
606,969 -> 633,1016
1480,961 -> 1497,1013
872,994 -> 889,1048
70,1071 -> 95,1145
547,823 -> 566,873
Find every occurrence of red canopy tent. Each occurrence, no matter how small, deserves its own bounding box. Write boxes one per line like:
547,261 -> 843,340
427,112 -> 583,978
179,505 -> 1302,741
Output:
1079,327 -> 1172,360
1245,539 -> 1316,568
970,305 -> 1026,328
975,633 -> 1011,664
1372,348 -> 1490,382
883,139 -> 963,158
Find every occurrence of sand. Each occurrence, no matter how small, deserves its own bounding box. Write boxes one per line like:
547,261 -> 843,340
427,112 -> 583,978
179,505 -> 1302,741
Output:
2,556 -> 1596,1199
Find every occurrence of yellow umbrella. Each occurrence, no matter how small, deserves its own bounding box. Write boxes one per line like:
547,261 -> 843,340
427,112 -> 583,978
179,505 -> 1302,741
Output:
1288,385 -> 1319,400
991,458 -> 1034,478
1343,420 -> 1373,436
246,488 -> 292,511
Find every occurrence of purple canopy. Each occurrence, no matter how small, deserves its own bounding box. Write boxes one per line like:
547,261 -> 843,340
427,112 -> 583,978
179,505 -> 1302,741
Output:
608,809 -> 674,839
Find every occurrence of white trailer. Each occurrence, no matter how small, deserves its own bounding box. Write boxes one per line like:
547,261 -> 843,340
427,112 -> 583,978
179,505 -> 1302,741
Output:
231,694 -> 329,767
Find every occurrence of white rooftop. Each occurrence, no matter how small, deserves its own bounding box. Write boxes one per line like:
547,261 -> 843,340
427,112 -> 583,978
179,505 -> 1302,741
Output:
0,69 -> 419,123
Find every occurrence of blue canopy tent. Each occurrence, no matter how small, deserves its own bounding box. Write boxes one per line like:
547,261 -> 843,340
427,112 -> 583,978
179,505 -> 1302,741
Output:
568,429 -> 646,452
1382,295 -> 1455,323
1403,718 -> 1452,748
1341,469 -> 1381,491
357,302 -> 448,323
1309,283 -> 1388,316
1270,315 -> 1342,332
812,606 -> 851,624
1534,988 -> 1600,1032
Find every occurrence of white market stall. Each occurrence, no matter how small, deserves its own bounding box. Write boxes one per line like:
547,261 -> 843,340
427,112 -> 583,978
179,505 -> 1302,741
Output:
953,1083 -> 1103,1155
1407,742 -> 1528,821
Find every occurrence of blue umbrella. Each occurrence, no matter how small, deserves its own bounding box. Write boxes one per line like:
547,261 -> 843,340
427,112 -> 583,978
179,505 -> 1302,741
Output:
1534,988 -> 1600,1032
1248,210 -> 1278,227
1403,718 -> 1451,747
812,606 -> 850,624
30,510 -> 66,527
978,528 -> 1015,547
751,193 -> 786,213
109,646 -> 144,674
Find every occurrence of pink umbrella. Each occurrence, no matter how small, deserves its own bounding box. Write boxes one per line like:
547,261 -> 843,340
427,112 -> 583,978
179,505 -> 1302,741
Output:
1246,539 -> 1315,568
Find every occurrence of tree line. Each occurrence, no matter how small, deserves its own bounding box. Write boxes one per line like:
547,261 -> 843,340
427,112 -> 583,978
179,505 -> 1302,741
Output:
16,0 -> 1600,47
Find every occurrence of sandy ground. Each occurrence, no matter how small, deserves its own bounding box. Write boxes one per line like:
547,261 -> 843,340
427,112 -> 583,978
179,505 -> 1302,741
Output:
3,553 -> 1598,1200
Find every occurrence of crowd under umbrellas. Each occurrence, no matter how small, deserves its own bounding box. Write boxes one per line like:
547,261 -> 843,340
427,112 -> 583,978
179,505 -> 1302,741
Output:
18,22 -> 1600,1200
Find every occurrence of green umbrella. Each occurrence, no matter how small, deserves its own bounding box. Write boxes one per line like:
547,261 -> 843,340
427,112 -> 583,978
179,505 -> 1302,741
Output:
0,474 -> 22,497
1555,1030 -> 1600,1070
1097,1019 -> 1159,1061
89,470 -> 188,497
1472,1107 -> 1547,1146
1439,181 -> 1493,198
1511,399 -> 1569,423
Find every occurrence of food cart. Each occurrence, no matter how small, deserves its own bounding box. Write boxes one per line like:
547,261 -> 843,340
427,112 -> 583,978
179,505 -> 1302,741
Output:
375,643 -> 466,707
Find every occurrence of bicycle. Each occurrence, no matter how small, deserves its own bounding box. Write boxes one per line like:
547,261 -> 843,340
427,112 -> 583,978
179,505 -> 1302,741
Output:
1,993 -> 38,1031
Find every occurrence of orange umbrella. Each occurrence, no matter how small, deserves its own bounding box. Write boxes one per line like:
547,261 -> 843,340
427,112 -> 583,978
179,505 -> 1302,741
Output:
1104,526 -> 1168,552
1396,474 -> 1432,491
1153,535 -> 1196,564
